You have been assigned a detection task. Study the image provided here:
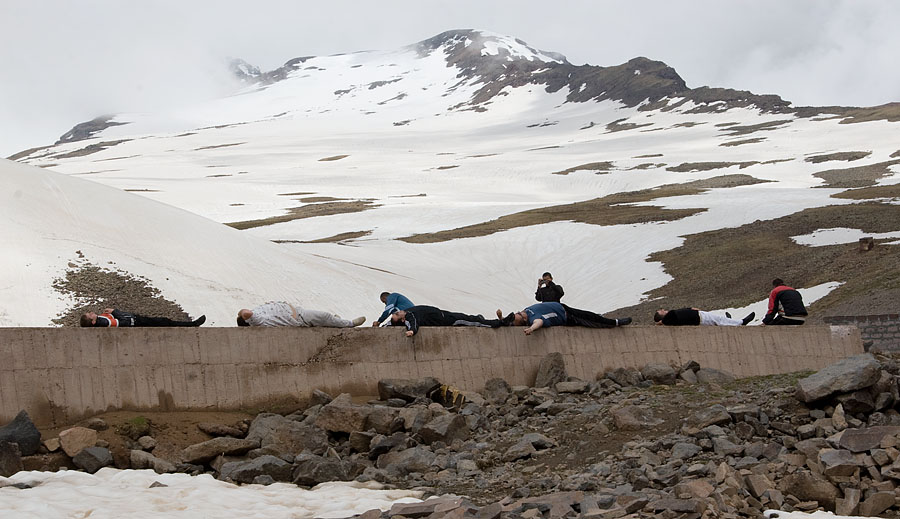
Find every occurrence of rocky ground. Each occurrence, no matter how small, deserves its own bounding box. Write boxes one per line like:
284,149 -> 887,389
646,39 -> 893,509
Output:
4,352 -> 900,518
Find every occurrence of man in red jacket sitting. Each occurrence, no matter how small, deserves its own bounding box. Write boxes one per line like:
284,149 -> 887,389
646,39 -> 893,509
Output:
762,279 -> 808,325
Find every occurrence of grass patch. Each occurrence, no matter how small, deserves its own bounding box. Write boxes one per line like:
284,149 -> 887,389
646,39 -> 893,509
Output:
273,230 -> 372,244
399,174 -> 768,244
719,137 -> 766,147
226,200 -> 377,230
551,162 -> 614,175
805,151 -> 871,163
50,140 -> 130,159
718,120 -> 792,136
195,142 -> 244,151
667,161 -> 758,172
813,159 -> 900,188
832,184 -> 900,200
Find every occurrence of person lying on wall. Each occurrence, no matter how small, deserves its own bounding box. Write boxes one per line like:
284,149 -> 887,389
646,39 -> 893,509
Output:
654,308 -> 755,326
498,302 -> 631,335
236,301 -> 365,328
373,291 -> 414,327
80,309 -> 205,327
389,305 -> 507,337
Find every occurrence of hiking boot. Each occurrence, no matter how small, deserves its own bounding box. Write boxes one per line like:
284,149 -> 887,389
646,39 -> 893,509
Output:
192,315 -> 206,327
741,312 -> 755,326
351,316 -> 366,327
725,312 -> 732,318
496,309 -> 504,319
616,317 -> 632,326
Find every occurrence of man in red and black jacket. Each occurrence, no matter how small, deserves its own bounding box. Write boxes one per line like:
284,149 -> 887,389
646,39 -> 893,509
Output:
80,308 -> 205,327
762,279 -> 808,325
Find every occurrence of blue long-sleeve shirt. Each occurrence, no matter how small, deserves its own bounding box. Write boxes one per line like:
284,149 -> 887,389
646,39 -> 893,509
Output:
377,293 -> 415,323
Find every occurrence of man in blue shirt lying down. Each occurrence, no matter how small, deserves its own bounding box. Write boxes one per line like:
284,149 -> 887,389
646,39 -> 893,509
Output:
498,302 -> 631,335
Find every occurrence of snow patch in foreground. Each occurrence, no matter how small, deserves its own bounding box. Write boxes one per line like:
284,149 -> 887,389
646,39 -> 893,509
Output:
0,468 -> 423,519
792,227 -> 900,246
764,510 -> 867,519
715,282 -> 844,325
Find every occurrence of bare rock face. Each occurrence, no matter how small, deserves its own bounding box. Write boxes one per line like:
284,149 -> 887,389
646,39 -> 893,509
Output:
376,446 -> 436,476
246,413 -> 328,455
0,410 -> 41,456
796,353 -> 882,403
314,394 -> 373,433
59,426 -> 98,457
612,405 -> 663,430
72,446 -> 113,474
779,472 -> 841,511
220,455 -> 293,483
641,363 -> 676,385
482,378 -> 512,404
181,437 -> 259,464
0,441 -> 23,477
377,378 -> 440,402
534,353 -> 567,388
419,413 -> 469,445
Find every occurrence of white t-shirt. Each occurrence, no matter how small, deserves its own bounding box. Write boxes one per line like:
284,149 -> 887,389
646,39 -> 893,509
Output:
248,302 -> 300,327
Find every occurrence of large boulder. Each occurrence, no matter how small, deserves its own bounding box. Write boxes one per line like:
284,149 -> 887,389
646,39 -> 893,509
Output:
605,368 -> 643,387
72,446 -> 114,474
0,440 -> 23,477
315,394 -> 372,433
642,363 -> 676,385
376,446 -> 436,475
418,414 -> 468,445
0,411 -> 41,456
796,354 -> 882,403
365,406 -> 401,435
292,453 -> 351,485
779,472 -> 840,511
482,378 -> 512,404
59,426 -> 98,457
181,437 -> 259,464
612,405 -> 663,431
246,413 -> 328,455
534,353 -> 567,388
220,455 -> 293,483
377,378 -> 440,402
130,450 -> 175,473
838,426 -> 900,452
682,404 -> 732,435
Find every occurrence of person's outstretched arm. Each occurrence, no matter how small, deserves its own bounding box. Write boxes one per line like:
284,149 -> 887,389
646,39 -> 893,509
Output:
404,313 -> 419,337
524,318 -> 543,335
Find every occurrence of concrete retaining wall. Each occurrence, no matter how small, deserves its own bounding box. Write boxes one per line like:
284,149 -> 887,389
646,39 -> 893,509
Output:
0,325 -> 862,427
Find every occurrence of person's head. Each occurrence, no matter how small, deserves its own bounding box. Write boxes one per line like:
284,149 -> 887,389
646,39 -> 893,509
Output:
80,311 -> 98,327
541,272 -> 553,282
511,311 -> 529,326
380,292 -> 391,303
390,309 -> 406,325
772,278 -> 785,287
236,309 -> 252,327
653,309 -> 669,322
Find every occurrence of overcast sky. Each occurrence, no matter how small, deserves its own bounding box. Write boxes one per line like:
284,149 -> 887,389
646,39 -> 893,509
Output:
2,0 -> 899,156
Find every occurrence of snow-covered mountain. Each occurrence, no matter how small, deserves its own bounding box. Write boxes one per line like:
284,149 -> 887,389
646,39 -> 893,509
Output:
6,30 -> 900,326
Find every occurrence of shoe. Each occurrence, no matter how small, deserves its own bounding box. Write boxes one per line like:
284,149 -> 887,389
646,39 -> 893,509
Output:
351,316 -> 366,327
741,312 -> 755,326
496,309 -> 504,319
725,312 -> 732,318
616,317 -> 632,326
192,315 -> 206,327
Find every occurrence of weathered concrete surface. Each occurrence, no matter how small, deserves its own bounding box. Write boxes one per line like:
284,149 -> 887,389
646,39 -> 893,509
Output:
0,325 -> 862,426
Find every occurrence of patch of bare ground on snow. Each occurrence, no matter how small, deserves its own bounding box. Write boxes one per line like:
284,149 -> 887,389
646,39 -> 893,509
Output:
51,258 -> 195,327
399,174 -> 768,244
226,200 -> 378,230
813,159 -> 900,188
612,202 -> 900,324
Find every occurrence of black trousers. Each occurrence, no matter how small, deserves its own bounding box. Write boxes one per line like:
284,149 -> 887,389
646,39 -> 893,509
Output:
561,304 -> 617,328
769,316 -> 805,326
132,315 -> 195,327
444,311 -> 502,328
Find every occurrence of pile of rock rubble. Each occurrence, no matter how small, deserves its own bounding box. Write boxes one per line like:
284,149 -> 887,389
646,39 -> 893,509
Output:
3,352 -> 900,518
